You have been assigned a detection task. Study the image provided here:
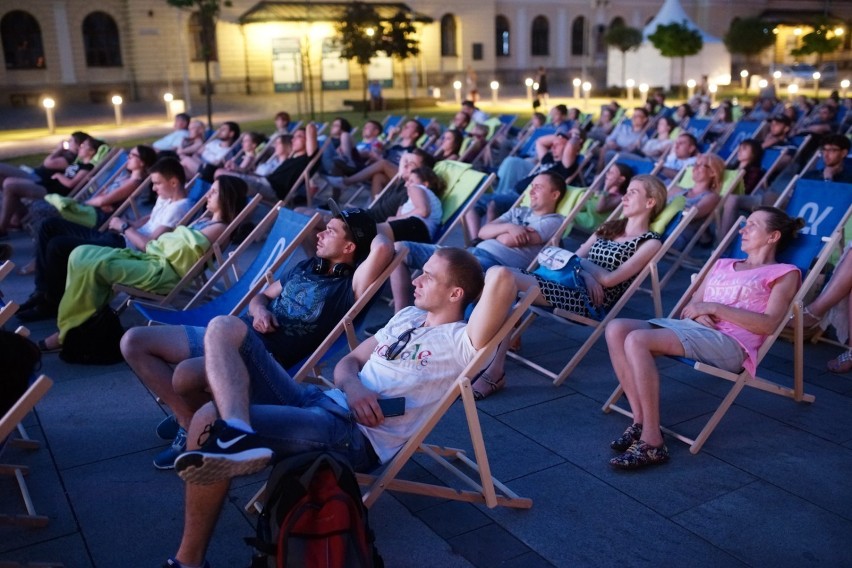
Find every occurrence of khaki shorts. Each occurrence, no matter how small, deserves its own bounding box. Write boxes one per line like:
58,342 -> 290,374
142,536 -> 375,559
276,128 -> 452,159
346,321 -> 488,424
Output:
648,318 -> 746,373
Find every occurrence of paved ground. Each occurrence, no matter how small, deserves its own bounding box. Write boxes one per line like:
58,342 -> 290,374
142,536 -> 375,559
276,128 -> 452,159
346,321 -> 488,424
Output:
1,96 -> 852,567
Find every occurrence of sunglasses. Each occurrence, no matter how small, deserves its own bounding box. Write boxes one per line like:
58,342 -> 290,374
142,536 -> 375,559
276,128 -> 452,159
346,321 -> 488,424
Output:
384,325 -> 421,361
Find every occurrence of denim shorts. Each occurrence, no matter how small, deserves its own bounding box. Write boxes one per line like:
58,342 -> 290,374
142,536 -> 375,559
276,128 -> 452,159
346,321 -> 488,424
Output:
473,193 -> 520,217
183,322 -> 379,472
649,318 -> 746,373
401,241 -> 501,273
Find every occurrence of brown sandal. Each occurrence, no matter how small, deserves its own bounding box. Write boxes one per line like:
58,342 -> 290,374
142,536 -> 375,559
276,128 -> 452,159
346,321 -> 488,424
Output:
827,349 -> 852,374
472,373 -> 506,400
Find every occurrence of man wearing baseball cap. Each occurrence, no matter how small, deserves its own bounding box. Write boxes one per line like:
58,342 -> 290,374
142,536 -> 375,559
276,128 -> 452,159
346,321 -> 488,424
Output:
122,199 -> 392,469
762,115 -> 794,149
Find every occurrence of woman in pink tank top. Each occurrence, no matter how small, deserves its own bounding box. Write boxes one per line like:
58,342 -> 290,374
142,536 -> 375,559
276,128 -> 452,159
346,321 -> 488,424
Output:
604,206 -> 804,470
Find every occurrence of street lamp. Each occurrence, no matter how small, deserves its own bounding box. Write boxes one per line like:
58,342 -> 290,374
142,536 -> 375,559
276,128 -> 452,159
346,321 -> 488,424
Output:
582,81 -> 591,110
625,78 -> 635,103
813,71 -> 821,100
490,80 -> 499,104
686,79 -> 696,100
841,79 -> 850,98
111,95 -> 123,126
708,83 -> 717,105
525,77 -> 534,101
740,69 -> 749,96
787,83 -> 798,103
639,83 -> 649,102
758,79 -> 768,90
163,92 -> 174,120
572,77 -> 581,100
365,27 -> 375,37
42,97 -> 56,134
773,70 -> 782,91
452,80 -> 462,104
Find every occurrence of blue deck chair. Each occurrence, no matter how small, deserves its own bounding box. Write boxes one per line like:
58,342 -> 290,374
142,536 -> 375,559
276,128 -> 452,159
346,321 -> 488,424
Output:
498,114 -> 518,127
604,177 -> 852,453
130,207 -> 322,326
512,126 -> 556,158
507,201 -> 697,386
684,117 -> 713,142
715,120 -> 764,165
71,150 -> 128,201
432,160 -> 497,247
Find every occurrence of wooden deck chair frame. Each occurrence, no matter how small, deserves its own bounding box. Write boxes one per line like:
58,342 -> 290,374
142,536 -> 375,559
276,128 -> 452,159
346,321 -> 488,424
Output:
0,261 -> 19,327
507,206 -> 698,386
113,193 -> 263,307
246,283 -> 540,514
281,137 -> 332,208
657,167 -> 746,290
0,373 -> 53,527
436,171 -> 496,248
130,207 -> 323,326
97,171 -> 198,232
601,207 -> 843,453
69,150 -> 128,201
64,146 -> 121,198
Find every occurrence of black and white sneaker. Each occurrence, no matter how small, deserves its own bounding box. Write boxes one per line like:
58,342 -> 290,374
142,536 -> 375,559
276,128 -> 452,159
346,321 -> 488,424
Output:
174,420 -> 272,485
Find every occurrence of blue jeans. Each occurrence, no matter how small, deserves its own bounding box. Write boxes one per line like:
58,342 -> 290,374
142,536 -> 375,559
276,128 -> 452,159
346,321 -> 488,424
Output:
184,323 -> 379,472
401,241 -> 503,273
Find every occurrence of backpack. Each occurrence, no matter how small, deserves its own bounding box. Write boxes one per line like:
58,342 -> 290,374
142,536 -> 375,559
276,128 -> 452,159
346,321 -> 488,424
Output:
248,452 -> 382,568
60,305 -> 125,365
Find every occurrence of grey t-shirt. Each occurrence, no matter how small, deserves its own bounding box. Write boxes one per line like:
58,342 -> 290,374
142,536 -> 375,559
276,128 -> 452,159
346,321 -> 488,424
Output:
476,207 -> 564,268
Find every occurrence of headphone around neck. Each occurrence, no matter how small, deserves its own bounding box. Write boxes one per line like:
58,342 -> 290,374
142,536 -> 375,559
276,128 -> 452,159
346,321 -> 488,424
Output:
312,257 -> 354,277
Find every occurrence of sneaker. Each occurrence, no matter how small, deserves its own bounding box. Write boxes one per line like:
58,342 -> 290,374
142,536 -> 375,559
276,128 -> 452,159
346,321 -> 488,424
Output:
324,175 -> 347,190
609,440 -> 670,470
155,415 -> 180,440
174,420 -> 272,485
163,557 -> 210,568
16,301 -> 58,322
610,423 -> 643,452
153,428 -> 187,470
18,291 -> 46,312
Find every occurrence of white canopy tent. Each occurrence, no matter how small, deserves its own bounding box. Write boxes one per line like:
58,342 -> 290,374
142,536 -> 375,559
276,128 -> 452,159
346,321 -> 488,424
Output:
606,0 -> 731,89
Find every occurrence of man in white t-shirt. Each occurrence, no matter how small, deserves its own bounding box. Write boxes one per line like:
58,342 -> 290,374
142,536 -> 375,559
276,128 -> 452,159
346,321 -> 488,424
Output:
165,249 -> 518,568
152,113 -> 191,153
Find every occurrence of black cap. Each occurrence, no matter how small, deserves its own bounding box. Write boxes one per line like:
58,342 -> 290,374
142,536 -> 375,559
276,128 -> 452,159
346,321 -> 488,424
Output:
327,199 -> 377,262
770,114 -> 792,126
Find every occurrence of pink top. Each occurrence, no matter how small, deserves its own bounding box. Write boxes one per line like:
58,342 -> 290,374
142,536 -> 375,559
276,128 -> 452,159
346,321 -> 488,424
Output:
702,259 -> 800,376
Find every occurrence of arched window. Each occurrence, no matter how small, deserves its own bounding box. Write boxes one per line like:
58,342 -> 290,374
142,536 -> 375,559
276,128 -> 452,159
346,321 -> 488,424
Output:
441,14 -> 457,57
82,12 -> 122,67
1,10 -> 45,69
571,16 -> 586,56
495,15 -> 510,57
189,11 -> 218,61
531,16 -> 549,56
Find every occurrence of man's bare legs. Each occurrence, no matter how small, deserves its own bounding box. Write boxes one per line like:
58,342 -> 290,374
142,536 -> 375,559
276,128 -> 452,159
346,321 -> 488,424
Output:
173,357 -> 211,426
389,250 -> 413,313
1,178 -> 46,232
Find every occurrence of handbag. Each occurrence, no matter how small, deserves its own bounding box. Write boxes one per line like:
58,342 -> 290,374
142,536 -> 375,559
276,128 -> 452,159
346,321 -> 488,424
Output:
532,246 -> 605,320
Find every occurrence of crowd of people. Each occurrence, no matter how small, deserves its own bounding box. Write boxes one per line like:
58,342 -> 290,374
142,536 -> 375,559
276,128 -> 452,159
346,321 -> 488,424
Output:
2,87 -> 852,568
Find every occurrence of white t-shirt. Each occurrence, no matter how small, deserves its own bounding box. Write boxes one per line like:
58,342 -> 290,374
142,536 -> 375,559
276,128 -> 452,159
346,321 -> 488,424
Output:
127,196 -> 192,250
324,307 -> 476,463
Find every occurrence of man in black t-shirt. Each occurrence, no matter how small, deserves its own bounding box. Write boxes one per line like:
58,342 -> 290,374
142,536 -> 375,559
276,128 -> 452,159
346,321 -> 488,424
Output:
122,204 -> 393,469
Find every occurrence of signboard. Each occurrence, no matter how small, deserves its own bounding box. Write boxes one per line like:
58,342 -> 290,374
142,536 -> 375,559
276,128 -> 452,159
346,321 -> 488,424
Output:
367,54 -> 393,88
272,38 -> 303,92
321,38 -> 349,90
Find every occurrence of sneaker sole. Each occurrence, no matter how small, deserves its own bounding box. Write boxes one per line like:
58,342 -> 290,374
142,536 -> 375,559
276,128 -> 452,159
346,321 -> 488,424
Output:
175,448 -> 272,484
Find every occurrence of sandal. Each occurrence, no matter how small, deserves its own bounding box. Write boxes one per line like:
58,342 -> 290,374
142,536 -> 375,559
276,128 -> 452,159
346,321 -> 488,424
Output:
827,349 -> 852,374
471,373 -> 506,401
37,335 -> 61,353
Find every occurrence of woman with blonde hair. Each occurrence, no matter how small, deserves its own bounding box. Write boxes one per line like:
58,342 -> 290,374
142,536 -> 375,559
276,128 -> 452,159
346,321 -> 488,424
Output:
668,152 -> 725,250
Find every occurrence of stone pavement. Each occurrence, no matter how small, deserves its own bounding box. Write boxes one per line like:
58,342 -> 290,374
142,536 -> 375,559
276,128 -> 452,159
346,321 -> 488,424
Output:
1,215 -> 851,567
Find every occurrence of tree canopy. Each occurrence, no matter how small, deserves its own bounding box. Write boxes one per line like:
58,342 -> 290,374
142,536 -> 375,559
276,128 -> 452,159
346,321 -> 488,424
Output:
724,17 -> 775,58
792,20 -> 844,64
604,24 -> 643,54
648,21 -> 703,58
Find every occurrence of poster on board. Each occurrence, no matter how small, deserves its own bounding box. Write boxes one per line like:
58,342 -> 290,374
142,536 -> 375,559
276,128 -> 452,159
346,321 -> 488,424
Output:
367,54 -> 393,88
272,38 -> 303,92
321,38 -> 349,90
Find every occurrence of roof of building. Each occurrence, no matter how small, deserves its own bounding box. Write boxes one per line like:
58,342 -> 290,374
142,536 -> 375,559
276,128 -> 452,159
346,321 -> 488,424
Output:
238,1 -> 432,25
643,0 -> 721,43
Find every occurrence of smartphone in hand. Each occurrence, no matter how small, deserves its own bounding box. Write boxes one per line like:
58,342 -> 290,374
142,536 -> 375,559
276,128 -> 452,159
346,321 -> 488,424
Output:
378,397 -> 405,417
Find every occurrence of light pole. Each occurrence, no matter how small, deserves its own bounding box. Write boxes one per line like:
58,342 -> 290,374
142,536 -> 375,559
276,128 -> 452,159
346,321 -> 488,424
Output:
525,77 -> 533,102
686,79 -> 696,100
841,79 -> 850,98
111,95 -> 123,126
572,78 -> 581,100
163,92 -> 174,120
787,83 -> 798,103
490,80 -> 499,105
740,70 -> 749,97
758,79 -> 768,92
773,70 -> 781,92
582,81 -> 591,110
709,84 -> 717,105
639,82 -> 649,103
452,80 -> 462,104
813,71 -> 821,100
626,78 -> 635,104
42,97 -> 56,134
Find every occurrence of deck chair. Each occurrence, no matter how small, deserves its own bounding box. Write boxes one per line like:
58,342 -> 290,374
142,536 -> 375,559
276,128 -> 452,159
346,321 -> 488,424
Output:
510,126 -> 557,158
657,167 -> 746,290
716,120 -> 765,165
0,373 -> 53,527
246,282 -> 540,514
69,150 -> 128,201
113,194 -> 263,308
507,202 -> 697,386
64,145 -> 119,198
284,137 -> 332,208
432,160 -> 496,247
753,146 -> 795,192
603,178 -> 852,453
0,261 -> 18,327
683,117 -> 714,143
130,207 -> 321,326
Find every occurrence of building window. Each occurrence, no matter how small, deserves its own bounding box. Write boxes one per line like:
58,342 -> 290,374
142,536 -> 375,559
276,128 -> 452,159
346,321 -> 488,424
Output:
531,16 -> 549,56
82,12 -> 122,67
495,15 -> 510,57
189,11 -> 218,61
441,14 -> 457,57
1,10 -> 45,69
571,16 -> 586,56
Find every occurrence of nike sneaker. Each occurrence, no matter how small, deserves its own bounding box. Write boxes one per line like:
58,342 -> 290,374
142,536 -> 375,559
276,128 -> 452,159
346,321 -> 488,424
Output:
174,420 -> 272,484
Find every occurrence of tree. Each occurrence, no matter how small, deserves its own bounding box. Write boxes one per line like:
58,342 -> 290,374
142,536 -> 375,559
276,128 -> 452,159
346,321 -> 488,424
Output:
792,20 -> 843,66
648,21 -> 703,97
723,17 -> 775,65
380,10 -> 421,114
335,2 -> 383,117
167,0 -> 232,129
603,24 -> 643,92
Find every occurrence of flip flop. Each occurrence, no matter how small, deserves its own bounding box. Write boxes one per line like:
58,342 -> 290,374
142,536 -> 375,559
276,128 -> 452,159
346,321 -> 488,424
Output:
827,349 -> 852,374
37,338 -> 62,353
472,373 -> 506,401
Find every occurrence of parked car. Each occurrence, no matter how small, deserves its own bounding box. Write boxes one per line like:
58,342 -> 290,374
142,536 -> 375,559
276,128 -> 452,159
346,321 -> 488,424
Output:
774,63 -> 838,86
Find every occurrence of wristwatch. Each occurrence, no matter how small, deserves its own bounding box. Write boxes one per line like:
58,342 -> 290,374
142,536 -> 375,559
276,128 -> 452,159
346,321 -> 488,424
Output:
119,222 -> 129,234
